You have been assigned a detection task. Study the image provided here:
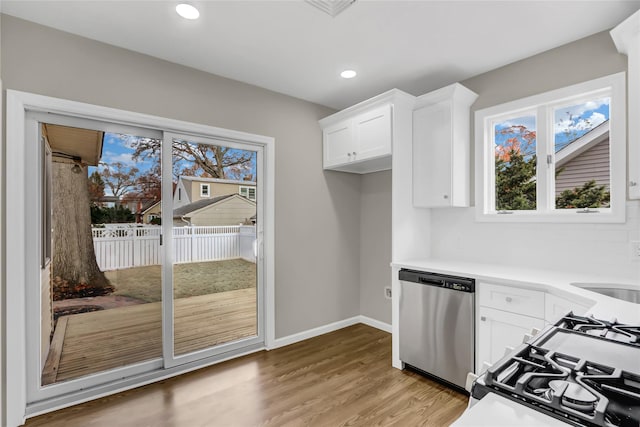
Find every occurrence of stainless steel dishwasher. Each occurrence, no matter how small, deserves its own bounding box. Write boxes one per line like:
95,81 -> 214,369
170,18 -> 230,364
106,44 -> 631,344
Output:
399,269 -> 475,391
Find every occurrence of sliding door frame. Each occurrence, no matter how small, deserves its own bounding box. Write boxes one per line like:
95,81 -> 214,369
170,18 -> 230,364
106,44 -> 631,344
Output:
162,131 -> 265,368
5,90 -> 275,427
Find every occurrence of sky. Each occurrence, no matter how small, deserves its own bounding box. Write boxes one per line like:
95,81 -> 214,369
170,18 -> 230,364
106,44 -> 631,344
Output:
493,97 -> 610,158
100,133 -> 156,173
553,97 -> 610,150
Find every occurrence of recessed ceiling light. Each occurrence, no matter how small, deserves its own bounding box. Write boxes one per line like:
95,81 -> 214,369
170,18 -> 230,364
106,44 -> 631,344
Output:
176,3 -> 200,20
340,70 -> 357,79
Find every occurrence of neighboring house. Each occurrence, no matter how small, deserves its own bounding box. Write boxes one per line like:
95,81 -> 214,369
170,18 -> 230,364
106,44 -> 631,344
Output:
141,201 -> 162,224
172,194 -> 256,227
174,176 -> 257,208
96,195 -> 119,208
555,121 -> 610,195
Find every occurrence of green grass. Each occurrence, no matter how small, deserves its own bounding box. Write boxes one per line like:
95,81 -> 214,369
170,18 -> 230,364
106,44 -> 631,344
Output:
107,259 -> 256,303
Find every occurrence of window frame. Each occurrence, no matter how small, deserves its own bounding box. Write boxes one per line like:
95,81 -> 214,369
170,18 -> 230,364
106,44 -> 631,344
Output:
475,73 -> 626,223
200,183 -> 210,197
239,185 -> 257,201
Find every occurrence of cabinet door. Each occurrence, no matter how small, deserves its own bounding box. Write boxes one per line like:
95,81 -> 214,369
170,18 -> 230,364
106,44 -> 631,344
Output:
323,119 -> 355,168
545,293 -> 592,324
479,282 -> 545,319
477,306 -> 545,373
354,104 -> 392,161
412,102 -> 452,207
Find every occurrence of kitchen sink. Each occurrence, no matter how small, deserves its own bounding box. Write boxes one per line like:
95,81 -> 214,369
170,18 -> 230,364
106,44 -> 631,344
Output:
571,283 -> 640,304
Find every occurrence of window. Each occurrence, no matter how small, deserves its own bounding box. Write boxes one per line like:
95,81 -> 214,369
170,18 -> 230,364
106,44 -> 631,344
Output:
476,73 -> 625,222
200,183 -> 210,197
239,185 -> 256,201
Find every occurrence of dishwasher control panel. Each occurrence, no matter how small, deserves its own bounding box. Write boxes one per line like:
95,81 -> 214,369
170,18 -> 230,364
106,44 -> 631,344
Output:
399,269 -> 475,292
449,281 -> 474,292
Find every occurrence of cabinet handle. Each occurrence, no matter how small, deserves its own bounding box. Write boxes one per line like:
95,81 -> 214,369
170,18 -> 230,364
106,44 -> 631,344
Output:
347,153 -> 351,157
352,151 -> 357,156
443,194 -> 449,199
505,297 -> 513,303
480,316 -> 486,321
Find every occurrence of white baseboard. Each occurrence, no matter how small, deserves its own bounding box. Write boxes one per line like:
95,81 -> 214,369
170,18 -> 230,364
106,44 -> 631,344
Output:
270,315 -> 392,349
358,315 -> 392,333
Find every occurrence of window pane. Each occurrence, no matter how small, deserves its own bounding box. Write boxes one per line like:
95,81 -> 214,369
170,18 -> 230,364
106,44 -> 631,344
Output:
494,115 -> 537,211
554,98 -> 610,209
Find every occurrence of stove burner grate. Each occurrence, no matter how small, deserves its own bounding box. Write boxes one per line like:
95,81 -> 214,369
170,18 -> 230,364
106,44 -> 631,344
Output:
557,314 -> 640,346
483,344 -> 640,427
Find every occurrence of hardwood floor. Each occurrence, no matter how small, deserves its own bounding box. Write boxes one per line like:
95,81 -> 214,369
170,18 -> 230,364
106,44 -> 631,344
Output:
27,324 -> 468,427
43,288 -> 257,384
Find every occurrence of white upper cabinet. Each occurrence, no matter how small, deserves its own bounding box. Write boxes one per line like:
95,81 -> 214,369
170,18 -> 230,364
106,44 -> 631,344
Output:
354,104 -> 392,160
323,119 -> 356,167
611,10 -> 640,199
320,89 -> 414,174
412,83 -> 477,207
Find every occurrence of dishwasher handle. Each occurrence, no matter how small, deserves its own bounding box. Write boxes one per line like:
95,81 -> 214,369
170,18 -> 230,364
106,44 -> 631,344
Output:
418,277 -> 445,287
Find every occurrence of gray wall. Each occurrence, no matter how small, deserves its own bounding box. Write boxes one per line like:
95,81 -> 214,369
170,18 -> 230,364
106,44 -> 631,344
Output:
463,31 -> 627,111
0,14 -> 361,338
359,170 -> 392,324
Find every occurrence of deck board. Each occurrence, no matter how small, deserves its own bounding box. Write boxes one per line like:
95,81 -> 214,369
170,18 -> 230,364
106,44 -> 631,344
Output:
43,288 -> 257,384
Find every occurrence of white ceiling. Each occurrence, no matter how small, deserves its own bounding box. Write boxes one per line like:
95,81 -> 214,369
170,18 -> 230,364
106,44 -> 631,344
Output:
3,1 -> 640,110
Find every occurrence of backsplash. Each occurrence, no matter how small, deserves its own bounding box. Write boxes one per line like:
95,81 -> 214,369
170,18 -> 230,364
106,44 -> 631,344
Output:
430,201 -> 640,281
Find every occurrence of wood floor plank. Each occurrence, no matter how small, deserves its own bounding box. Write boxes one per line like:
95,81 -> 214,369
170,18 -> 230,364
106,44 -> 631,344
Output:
26,324 -> 467,427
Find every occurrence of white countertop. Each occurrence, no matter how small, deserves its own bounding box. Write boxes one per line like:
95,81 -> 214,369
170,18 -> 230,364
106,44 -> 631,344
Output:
392,258 -> 640,323
450,393 -> 571,426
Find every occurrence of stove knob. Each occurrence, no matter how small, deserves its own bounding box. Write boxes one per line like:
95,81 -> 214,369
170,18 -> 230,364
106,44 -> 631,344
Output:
504,346 -> 515,356
522,333 -> 533,343
530,327 -> 541,336
482,361 -> 492,372
465,372 -> 478,393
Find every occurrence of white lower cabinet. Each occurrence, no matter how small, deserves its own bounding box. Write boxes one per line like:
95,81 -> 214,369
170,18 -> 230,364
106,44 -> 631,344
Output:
477,306 -> 545,373
477,281 -> 546,374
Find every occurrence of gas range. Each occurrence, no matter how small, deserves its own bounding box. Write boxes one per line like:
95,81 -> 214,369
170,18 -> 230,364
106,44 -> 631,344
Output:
471,313 -> 640,427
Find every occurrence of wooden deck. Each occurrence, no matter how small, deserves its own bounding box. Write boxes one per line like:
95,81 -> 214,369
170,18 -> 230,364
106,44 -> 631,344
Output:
42,288 -> 257,385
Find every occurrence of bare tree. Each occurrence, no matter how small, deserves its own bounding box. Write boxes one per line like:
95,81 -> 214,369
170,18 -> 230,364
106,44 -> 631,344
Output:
100,161 -> 139,197
130,137 -> 254,179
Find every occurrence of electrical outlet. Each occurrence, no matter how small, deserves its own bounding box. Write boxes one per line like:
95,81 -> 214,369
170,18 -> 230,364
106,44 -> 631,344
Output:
631,241 -> 640,261
384,287 -> 392,299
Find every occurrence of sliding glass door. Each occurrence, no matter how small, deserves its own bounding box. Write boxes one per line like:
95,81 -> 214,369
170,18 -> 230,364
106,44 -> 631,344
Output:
26,120 -> 263,403
162,132 -> 262,368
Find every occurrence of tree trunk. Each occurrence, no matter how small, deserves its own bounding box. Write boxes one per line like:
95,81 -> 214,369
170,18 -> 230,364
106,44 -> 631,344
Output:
52,161 -> 113,300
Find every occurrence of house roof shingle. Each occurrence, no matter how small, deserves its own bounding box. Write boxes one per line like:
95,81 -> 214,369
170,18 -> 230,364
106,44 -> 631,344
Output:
173,194 -> 236,217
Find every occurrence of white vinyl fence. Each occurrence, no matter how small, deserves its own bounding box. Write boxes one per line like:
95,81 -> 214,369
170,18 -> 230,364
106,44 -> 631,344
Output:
93,225 -> 256,271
